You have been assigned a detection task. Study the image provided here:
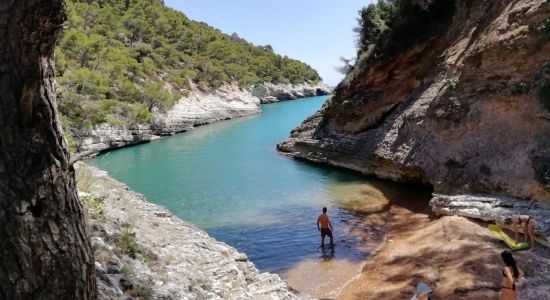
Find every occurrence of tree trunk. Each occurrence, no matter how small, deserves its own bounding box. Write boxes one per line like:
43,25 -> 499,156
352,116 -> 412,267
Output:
0,1 -> 97,299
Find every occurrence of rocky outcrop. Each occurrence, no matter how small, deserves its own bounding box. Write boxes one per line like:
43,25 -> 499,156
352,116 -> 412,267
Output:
279,1 -> 550,211
74,82 -> 331,153
73,83 -> 260,153
151,83 -> 261,136
75,162 -> 305,300
431,193 -> 550,238
73,124 -> 157,154
251,82 -> 332,104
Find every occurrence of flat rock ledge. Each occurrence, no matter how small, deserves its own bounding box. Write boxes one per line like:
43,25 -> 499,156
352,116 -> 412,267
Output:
431,193 -> 550,300
431,193 -> 550,237
75,162 -> 308,300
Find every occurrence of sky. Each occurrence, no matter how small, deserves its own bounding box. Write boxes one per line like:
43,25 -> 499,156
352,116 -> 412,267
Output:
164,1 -> 373,87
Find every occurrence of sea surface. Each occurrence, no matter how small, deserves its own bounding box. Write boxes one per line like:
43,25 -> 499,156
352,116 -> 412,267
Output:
88,96 -> 430,296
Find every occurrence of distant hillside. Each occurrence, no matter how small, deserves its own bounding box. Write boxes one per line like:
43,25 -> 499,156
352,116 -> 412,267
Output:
56,0 -> 321,130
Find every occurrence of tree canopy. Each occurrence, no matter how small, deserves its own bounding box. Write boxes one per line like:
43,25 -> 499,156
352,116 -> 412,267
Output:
353,0 -> 455,69
57,0 -> 321,129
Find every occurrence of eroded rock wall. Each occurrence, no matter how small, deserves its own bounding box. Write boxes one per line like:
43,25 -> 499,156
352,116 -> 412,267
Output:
152,83 -> 261,136
251,82 -> 332,104
279,1 -> 550,206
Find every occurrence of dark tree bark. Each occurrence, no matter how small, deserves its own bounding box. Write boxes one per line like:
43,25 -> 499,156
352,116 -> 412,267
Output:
0,1 -> 97,299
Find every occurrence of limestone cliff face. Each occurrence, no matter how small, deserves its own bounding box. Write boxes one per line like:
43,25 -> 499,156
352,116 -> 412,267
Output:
279,1 -> 550,207
251,82 -> 332,104
151,83 -> 261,136
73,124 -> 157,154
74,82 -> 330,153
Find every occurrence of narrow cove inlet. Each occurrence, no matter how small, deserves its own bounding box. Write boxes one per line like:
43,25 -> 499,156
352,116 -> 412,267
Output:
88,96 -> 432,297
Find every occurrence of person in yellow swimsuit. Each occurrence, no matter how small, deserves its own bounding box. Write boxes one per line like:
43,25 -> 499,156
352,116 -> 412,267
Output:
317,207 -> 334,247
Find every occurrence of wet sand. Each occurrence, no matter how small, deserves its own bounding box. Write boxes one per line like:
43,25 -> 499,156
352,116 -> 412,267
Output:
283,255 -> 363,298
283,180 -> 433,299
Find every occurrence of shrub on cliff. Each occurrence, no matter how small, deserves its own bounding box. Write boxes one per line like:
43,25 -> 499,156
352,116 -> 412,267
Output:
354,0 -> 455,67
57,0 -> 321,130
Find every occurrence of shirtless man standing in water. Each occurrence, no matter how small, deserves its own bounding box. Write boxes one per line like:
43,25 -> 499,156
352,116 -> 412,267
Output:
317,207 -> 334,247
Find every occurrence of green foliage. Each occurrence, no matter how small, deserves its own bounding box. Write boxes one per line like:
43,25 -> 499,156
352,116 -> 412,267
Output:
354,0 -> 455,63
120,264 -> 135,277
63,128 -> 78,153
355,0 -> 398,52
128,103 -> 152,124
446,76 -> 459,89
532,19 -> 550,39
119,226 -> 140,259
140,82 -> 177,111
81,195 -> 107,222
131,283 -> 154,299
540,84 -> 550,112
57,0 -> 321,130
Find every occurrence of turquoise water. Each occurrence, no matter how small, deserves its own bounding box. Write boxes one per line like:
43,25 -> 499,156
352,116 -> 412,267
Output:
88,96 -> 428,273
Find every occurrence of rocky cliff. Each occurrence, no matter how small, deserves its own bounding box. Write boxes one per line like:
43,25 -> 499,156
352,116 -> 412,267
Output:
74,82 -> 331,153
251,82 -> 332,104
279,1 -> 550,225
75,162 -> 305,300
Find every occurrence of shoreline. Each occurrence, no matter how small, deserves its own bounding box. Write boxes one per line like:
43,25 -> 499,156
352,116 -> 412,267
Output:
75,162 -> 304,299
77,158 -> 550,300
73,83 -> 331,155
73,94 -> 332,161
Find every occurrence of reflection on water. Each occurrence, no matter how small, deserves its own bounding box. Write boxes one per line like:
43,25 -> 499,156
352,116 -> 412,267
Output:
320,245 -> 335,260
88,96 -> 432,298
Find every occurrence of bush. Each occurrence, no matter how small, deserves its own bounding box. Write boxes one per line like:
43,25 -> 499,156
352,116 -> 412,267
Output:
128,103 -> 152,124
354,0 -> 456,65
446,76 -> 459,89
106,115 -> 127,127
132,283 -> 154,299
532,19 -> 550,39
355,0 -> 397,52
119,226 -> 140,259
120,264 -> 135,277
140,82 -> 177,111
81,195 -> 107,222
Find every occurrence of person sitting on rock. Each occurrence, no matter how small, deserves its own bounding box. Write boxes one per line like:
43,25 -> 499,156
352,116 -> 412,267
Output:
500,250 -> 524,300
501,215 -> 536,249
